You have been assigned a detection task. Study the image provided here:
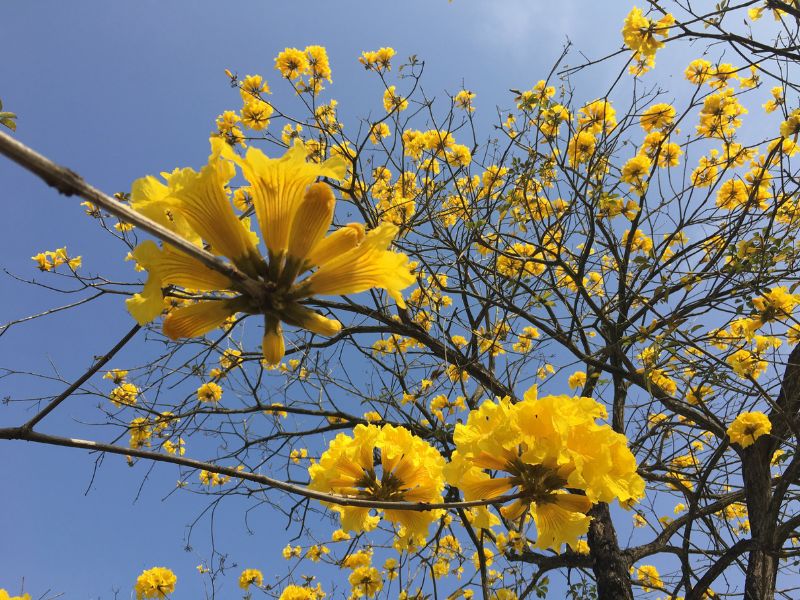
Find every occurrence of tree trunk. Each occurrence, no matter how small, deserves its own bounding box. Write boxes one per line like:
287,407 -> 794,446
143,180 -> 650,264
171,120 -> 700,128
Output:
742,443 -> 777,600
588,502 -> 633,600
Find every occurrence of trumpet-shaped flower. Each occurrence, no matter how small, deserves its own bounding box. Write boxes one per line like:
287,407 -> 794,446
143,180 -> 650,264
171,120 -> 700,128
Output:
134,567 -> 177,599
728,411 -> 772,448
444,387 -> 644,551
127,138 -> 415,364
308,424 -> 445,539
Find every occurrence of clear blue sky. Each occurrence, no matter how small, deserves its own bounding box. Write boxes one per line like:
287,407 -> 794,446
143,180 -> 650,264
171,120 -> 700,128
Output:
0,2 -> 668,598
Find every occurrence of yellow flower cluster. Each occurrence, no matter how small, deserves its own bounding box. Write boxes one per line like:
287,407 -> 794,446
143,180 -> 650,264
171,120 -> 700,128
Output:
443,387 -> 644,551
109,382 -> 139,407
134,567 -> 177,599
359,47 -> 396,72
621,7 -> 675,75
278,584 -> 324,600
727,411 -> 772,448
238,568 -> 264,590
197,381 -> 223,403
308,424 -> 446,539
697,89 -> 748,139
199,469 -> 230,487
752,287 -> 799,323
127,137 -> 415,365
274,46 -> 332,94
635,564 -> 663,593
454,89 -> 476,112
31,247 -> 81,271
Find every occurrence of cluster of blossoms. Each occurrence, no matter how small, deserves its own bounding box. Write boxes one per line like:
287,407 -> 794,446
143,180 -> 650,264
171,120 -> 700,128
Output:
444,388 -> 644,550
126,137 -> 415,364
309,423 -> 446,540
134,567 -> 176,599
31,246 -> 81,271
310,386 -> 643,553
238,568 -> 264,590
358,47 -> 396,72
273,45 -> 332,95
621,6 -> 675,75
727,411 -> 772,448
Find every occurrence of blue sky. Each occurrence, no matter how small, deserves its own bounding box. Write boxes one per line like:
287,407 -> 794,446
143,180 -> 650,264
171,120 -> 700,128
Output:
0,2 -> 657,598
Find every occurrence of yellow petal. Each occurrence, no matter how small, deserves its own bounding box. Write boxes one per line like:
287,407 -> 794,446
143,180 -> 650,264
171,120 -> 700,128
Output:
221,139 -> 346,257
306,222 -> 366,268
281,303 -> 342,336
158,244 -> 234,290
300,222 -> 415,308
287,182 -> 336,263
168,163 -> 261,272
533,494 -> 593,552
126,241 -> 165,325
262,318 -> 285,364
162,300 -> 238,339
130,172 -> 201,245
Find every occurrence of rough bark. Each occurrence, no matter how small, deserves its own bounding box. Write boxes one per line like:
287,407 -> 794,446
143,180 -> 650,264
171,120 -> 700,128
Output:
741,344 -> 800,599
588,502 -> 633,600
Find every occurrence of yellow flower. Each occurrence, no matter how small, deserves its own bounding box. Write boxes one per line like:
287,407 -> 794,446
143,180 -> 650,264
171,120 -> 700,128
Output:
278,585 -> 316,600
752,287 -> 799,323
578,99 -> 617,134
621,229 -> 653,253
727,411 -> 772,448
383,85 -> 408,113
566,130 -> 597,166
129,417 -> 152,449
640,103 -> 675,132
369,122 -> 391,144
282,544 -> 302,559
308,424 -> 445,538
444,389 -> 644,551
454,89 -> 476,112
349,566 -> 383,598
622,7 -> 674,58
716,179 -> 749,210
726,349 -> 767,379
134,567 -> 177,599
110,382 -> 139,407
241,100 -> 273,131
275,48 -> 310,79
635,564 -> 663,593
359,47 -> 396,72
238,569 -> 264,590
103,369 -> 129,384
305,45 -> 332,82
129,138 -> 414,364
620,154 -> 652,193
298,222 -> 416,309
567,371 -> 587,390
197,382 -> 223,403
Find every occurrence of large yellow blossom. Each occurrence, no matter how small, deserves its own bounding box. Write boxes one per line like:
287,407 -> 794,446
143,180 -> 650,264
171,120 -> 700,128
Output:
752,287 -> 799,323
622,7 -> 674,58
635,564 -> 663,592
238,569 -> 264,590
308,424 -> 445,539
443,388 -> 644,552
127,138 -> 415,364
134,567 -> 177,599
728,411 -> 772,448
